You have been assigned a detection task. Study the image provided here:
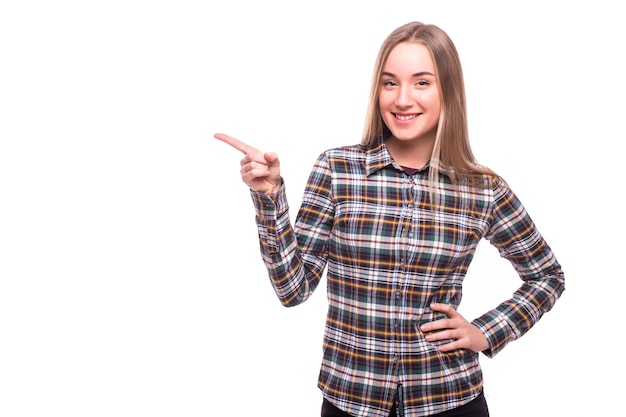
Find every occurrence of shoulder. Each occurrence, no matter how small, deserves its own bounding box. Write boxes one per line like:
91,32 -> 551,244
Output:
315,143 -> 367,167
321,143 -> 366,159
461,163 -> 509,193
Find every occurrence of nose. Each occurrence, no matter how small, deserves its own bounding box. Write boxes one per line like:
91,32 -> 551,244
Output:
395,84 -> 412,107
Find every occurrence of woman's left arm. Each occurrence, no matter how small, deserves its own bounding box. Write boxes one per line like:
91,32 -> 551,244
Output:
471,180 -> 565,357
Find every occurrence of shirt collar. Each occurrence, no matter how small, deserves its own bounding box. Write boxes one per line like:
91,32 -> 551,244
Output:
364,136 -> 394,176
365,135 -> 448,177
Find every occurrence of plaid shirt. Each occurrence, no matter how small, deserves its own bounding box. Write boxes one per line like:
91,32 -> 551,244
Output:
251,138 -> 565,417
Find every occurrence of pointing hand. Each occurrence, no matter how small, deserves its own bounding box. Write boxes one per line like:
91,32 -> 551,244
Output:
214,133 -> 281,195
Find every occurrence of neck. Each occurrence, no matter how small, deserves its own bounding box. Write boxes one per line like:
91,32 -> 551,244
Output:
385,137 -> 434,169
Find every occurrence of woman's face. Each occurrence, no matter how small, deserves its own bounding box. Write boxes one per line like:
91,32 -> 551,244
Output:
379,42 -> 441,144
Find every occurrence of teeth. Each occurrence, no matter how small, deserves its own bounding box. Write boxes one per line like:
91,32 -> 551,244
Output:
396,114 -> 416,121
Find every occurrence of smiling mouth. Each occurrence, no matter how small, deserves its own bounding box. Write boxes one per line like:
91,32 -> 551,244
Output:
394,113 -> 420,121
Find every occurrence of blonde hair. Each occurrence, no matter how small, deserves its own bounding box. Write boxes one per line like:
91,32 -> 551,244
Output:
362,22 -> 500,190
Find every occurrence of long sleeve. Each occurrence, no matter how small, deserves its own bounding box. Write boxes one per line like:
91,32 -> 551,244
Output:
250,154 -> 335,307
471,180 -> 565,357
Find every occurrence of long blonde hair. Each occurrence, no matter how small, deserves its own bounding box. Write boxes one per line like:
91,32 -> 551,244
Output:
362,22 -> 500,189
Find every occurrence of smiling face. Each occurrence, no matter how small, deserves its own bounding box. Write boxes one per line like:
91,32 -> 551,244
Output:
379,42 -> 441,148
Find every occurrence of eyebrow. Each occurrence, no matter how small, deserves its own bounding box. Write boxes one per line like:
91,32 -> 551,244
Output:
381,71 -> 435,77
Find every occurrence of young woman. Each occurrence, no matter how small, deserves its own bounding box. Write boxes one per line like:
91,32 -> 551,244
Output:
215,21 -> 565,417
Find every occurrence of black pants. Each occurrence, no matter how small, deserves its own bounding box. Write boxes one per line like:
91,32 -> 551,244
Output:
321,391 -> 489,417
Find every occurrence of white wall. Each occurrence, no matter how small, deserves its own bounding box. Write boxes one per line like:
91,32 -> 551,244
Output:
1,1 -> 622,416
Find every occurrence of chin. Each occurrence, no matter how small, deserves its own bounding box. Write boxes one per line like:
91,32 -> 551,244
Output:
390,133 -> 418,142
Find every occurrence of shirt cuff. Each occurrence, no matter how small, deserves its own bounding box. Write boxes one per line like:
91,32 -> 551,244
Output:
250,179 -> 288,219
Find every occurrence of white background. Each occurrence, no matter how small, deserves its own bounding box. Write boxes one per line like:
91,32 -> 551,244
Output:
1,1 -> 623,416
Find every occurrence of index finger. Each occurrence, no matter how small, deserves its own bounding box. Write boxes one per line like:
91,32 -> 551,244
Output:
214,132 -> 257,154
430,303 -> 458,317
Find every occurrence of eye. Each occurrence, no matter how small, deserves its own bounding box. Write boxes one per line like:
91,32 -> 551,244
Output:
416,80 -> 430,87
382,79 -> 398,88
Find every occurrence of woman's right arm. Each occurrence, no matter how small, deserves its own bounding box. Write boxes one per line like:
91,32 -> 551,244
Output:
214,133 -> 281,195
